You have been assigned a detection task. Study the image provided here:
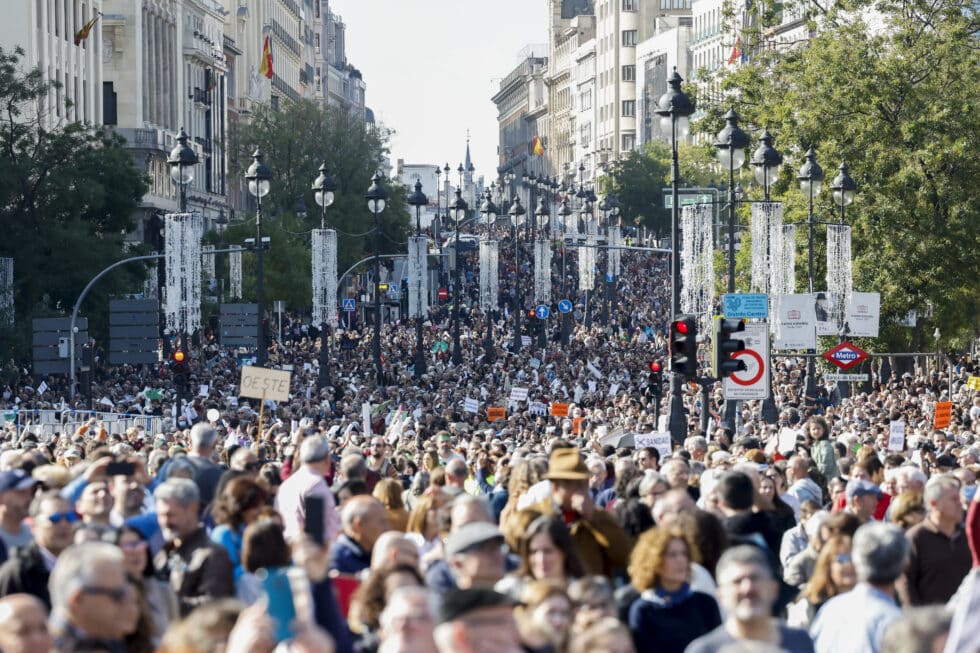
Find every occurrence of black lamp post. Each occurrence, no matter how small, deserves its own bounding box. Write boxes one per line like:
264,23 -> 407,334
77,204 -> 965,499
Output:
579,193 -> 593,328
751,130 -> 783,425
365,174 -> 388,384
509,196 -> 526,352
830,161 -> 857,398
654,69 -> 694,443
451,187 -> 467,365
245,149 -> 272,365
407,180 -> 429,377
534,193 -> 550,349
714,109 -> 750,293
480,189 -> 498,361
558,197 -> 573,347
312,162 -> 336,389
797,148 -> 825,406
605,193 -> 620,327
168,128 -> 199,213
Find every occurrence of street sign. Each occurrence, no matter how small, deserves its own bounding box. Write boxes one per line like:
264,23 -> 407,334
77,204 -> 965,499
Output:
437,288 -> 449,300
823,373 -> 869,382
722,293 -> 769,319
605,273 -> 614,283
822,342 -> 869,370
722,322 -> 770,400
535,305 -> 550,319
557,299 -> 573,314
663,191 -> 714,209
388,283 -> 399,293
342,298 -> 356,312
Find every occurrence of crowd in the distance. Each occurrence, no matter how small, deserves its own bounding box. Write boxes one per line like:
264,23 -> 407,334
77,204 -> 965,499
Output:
0,243 -> 978,653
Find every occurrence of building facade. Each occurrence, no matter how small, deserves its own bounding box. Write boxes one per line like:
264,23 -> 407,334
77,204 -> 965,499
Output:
491,45 -> 549,179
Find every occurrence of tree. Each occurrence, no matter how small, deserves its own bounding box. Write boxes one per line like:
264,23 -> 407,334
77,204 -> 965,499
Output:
695,0 -> 980,350
0,47 -> 149,360
225,100 -> 411,310
605,142 -> 671,235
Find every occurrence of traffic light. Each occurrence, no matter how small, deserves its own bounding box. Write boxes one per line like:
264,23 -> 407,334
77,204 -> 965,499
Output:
647,360 -> 663,395
714,316 -> 747,379
171,350 -> 188,389
669,315 -> 698,379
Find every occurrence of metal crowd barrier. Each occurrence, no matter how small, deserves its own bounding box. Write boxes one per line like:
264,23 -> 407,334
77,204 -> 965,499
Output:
3,409 -> 165,438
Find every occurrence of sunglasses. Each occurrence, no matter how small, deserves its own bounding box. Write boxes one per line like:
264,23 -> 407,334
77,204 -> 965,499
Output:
835,553 -> 852,564
45,512 -> 79,524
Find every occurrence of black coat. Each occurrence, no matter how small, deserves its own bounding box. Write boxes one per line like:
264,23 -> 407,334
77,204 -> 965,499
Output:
0,542 -> 51,608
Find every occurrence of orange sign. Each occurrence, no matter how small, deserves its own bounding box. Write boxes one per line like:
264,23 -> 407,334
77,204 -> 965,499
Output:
573,417 -> 585,434
933,401 -> 952,429
550,402 -> 570,418
487,407 -> 507,422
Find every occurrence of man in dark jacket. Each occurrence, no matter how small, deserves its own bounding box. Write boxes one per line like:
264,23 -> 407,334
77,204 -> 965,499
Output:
329,496 -> 389,576
0,491 -> 76,609
153,478 -> 234,616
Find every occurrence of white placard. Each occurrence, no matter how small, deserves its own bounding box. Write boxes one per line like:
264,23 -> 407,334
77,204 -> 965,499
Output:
239,366 -> 292,402
778,427 -> 798,453
463,397 -> 479,414
774,294 -> 816,350
848,292 -> 881,337
888,421 -> 906,452
608,383 -> 620,397
722,322 -> 771,400
528,401 -> 548,416
635,432 -> 672,460
362,402 -> 372,435
509,387 -> 529,403
814,292 -> 837,336
198,384 -> 209,397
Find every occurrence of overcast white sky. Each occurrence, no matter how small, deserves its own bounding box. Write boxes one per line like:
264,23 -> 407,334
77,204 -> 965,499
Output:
333,0 -> 548,182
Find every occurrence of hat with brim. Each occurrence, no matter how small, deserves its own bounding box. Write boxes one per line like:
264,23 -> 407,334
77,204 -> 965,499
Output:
846,479 -> 882,501
545,447 -> 589,481
0,469 -> 39,492
445,522 -> 504,557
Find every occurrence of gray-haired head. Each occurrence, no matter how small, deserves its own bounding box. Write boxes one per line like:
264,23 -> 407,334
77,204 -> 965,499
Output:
715,544 -> 775,584
189,422 -> 217,452
923,474 -> 960,506
48,542 -> 124,615
880,606 -> 952,653
153,477 -> 200,507
299,435 -> 331,464
852,522 -> 910,585
638,470 -> 668,497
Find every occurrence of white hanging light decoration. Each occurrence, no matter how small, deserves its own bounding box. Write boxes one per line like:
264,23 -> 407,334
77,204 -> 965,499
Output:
607,228 -> 623,278
578,217 -> 597,291
164,213 -> 203,335
680,204 -> 714,332
826,224 -> 852,333
479,238 -> 499,312
750,202 -> 782,293
201,245 -> 216,289
0,257 -> 13,327
312,228 -> 338,327
143,264 -> 158,300
534,239 -> 552,303
229,249 -> 242,299
775,224 -> 796,295
408,235 -> 429,319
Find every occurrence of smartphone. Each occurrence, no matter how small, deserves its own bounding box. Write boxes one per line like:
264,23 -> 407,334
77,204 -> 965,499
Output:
303,495 -> 325,545
258,567 -> 297,643
106,461 -> 136,476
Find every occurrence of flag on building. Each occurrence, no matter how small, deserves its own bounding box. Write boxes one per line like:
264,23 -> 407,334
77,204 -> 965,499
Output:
74,12 -> 101,46
728,37 -> 745,65
531,136 -> 545,156
259,35 -> 274,79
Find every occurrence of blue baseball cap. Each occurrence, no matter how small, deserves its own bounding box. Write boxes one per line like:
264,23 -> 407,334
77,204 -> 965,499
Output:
0,469 -> 39,493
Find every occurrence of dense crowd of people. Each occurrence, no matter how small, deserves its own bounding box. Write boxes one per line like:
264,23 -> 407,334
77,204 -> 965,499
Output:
0,241 -> 978,653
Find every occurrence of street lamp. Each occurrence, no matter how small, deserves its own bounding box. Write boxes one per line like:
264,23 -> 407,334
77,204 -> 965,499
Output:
450,187 -> 468,365
751,130 -> 783,199
508,196 -> 526,352
365,173 -> 388,384
534,194 -> 550,349
480,189 -> 498,361
797,147 -> 825,406
714,109 -> 750,293
312,162 -> 337,389
168,127 -> 198,213
407,180 -> 429,377
245,148 -> 272,365
604,193 -> 620,327
654,68 -> 694,443
558,198 -> 573,346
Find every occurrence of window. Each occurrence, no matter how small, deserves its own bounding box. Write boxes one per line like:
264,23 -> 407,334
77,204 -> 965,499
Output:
622,30 -> 637,47
622,134 -> 636,151
579,89 -> 592,110
623,0 -> 637,9
580,122 -> 592,148
622,64 -> 635,81
315,33 -> 320,55
622,100 -> 635,117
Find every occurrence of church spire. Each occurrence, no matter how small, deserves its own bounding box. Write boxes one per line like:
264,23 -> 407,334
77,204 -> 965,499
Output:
465,130 -> 474,172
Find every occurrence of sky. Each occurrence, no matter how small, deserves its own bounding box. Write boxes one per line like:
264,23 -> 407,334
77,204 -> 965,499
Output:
333,0 -> 548,183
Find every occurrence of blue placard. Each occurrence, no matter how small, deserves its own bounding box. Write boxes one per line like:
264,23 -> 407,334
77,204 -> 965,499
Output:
535,304 -> 550,319
557,299 -> 573,314
722,293 -> 768,319
342,298 -> 356,312
605,273 -> 614,283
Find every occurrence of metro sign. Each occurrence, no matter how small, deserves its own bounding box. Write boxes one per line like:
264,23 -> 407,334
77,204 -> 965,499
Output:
822,341 -> 870,370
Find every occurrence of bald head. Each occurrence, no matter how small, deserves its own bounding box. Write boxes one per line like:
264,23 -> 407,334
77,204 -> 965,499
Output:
0,594 -> 52,653
652,488 -> 695,525
341,496 -> 389,552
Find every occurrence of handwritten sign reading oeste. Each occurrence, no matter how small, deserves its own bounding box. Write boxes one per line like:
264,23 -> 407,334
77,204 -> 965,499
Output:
239,366 -> 292,403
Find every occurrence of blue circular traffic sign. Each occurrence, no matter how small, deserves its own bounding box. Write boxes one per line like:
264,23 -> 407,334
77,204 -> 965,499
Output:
535,304 -> 550,320
557,299 -> 573,314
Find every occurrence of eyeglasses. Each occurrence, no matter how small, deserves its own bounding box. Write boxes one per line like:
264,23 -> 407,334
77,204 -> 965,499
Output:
82,585 -> 131,603
45,512 -> 79,524
244,462 -> 261,471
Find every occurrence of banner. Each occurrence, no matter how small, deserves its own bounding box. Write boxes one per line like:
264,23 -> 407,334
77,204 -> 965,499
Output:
550,402 -> 569,417
968,376 -> 980,390
635,433 -> 672,460
814,292 -> 837,336
487,407 -> 507,421
774,294 -> 816,350
528,401 -> 548,416
847,292 -> 880,337
934,401 -> 952,429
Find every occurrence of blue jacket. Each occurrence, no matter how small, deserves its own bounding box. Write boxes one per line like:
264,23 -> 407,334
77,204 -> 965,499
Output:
328,534 -> 370,576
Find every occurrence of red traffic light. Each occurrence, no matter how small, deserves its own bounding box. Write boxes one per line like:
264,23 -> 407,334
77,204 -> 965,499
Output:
648,361 -> 661,372
173,351 -> 185,363
674,320 -> 689,334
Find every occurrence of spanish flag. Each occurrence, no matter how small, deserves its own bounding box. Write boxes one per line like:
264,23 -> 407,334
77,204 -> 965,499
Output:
259,35 -> 274,80
74,12 -> 101,46
728,37 -> 744,65
531,136 -> 545,156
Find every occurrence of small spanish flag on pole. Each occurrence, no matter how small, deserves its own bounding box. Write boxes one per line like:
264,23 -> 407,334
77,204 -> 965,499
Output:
531,136 -> 545,156
727,37 -> 743,65
74,12 -> 102,46
259,34 -> 274,80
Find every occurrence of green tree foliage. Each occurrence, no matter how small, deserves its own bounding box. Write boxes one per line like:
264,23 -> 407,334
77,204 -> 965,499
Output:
0,47 -> 149,359
696,0 -> 980,350
605,142 -> 671,234
225,100 -> 410,310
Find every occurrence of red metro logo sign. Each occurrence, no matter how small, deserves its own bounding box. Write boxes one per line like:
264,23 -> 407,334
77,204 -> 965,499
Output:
822,342 -> 870,370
